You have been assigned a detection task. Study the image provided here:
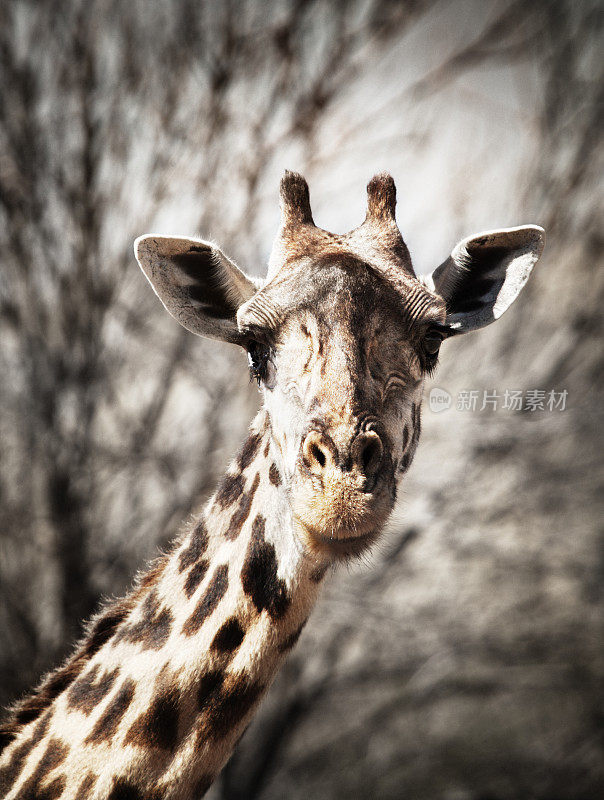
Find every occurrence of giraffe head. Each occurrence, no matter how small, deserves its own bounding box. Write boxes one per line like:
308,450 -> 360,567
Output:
135,172 -> 544,558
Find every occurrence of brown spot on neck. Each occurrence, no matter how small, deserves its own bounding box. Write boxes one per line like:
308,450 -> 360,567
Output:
182,564 -> 229,636
241,515 -> 290,620
178,519 -> 209,572
84,678 -> 136,745
107,778 -> 145,800
197,669 -> 225,712
67,664 -> 120,715
124,675 -> 180,752
215,472 -> 245,510
224,472 -> 260,540
237,432 -> 262,471
210,617 -> 246,655
184,559 -> 210,599
114,590 -> 173,651
269,462 -> 282,486
199,673 -> 265,740
75,771 -> 98,795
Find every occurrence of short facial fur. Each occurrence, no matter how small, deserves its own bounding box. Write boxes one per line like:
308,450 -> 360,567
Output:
238,255 -> 442,557
135,171 -> 544,560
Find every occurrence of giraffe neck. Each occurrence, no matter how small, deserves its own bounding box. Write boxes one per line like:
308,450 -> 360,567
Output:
0,410 -> 328,799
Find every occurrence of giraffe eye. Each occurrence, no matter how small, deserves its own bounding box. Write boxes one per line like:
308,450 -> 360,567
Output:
422,328 -> 445,376
424,330 -> 444,356
247,341 -> 275,388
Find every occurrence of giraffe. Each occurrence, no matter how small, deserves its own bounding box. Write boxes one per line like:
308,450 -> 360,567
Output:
0,172 -> 544,799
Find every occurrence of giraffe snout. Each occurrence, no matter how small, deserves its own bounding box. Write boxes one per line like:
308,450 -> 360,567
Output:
301,428 -> 384,493
293,425 -> 393,558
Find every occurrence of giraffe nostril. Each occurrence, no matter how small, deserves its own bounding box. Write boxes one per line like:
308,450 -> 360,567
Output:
310,443 -> 326,469
361,438 -> 381,474
302,431 -> 336,476
351,431 -> 383,482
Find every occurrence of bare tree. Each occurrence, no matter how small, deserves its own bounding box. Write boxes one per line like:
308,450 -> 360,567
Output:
0,0 -> 433,719
1,1 -> 602,798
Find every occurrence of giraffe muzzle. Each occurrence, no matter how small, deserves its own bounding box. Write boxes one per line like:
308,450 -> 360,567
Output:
293,428 -> 393,558
302,429 -> 384,492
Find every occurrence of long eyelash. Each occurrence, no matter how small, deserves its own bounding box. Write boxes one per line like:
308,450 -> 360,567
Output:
425,355 -> 439,377
247,342 -> 270,385
248,358 -> 264,386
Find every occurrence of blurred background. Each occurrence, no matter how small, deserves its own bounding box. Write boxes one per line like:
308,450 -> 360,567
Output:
0,0 -> 602,797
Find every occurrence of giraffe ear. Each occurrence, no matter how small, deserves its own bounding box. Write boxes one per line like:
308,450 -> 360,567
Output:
422,225 -> 545,333
135,235 -> 260,344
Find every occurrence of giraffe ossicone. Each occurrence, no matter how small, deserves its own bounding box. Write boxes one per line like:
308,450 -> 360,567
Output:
0,172 -> 545,798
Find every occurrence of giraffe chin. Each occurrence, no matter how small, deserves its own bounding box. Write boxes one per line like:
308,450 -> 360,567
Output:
292,480 -> 393,559
300,525 -> 382,559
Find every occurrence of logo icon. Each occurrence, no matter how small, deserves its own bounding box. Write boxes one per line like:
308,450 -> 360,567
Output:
429,387 -> 452,413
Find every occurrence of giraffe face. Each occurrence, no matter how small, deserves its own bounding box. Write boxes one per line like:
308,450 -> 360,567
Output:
135,172 -> 544,558
238,257 -> 445,558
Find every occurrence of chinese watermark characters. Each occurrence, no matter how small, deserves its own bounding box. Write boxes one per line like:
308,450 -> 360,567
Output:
429,388 -> 568,413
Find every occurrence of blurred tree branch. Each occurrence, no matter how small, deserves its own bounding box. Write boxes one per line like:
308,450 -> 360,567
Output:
0,2 -> 602,798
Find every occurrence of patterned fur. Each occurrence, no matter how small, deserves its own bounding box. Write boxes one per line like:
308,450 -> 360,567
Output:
0,172 -> 544,798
